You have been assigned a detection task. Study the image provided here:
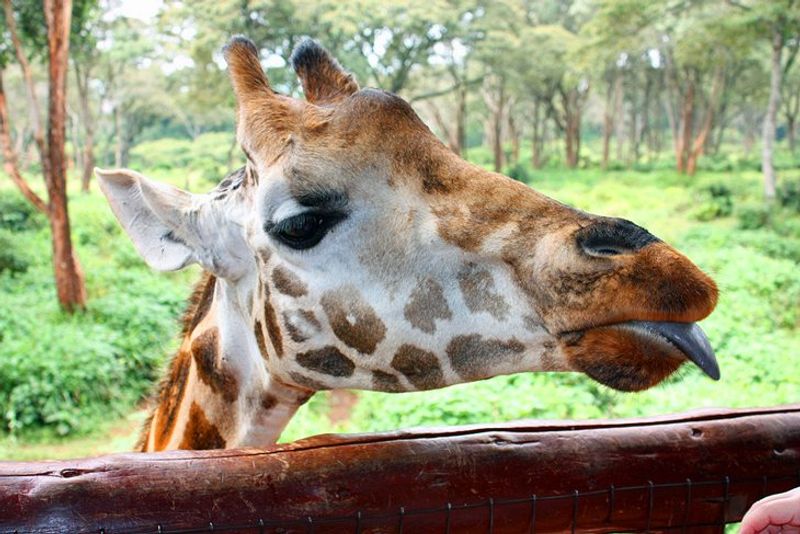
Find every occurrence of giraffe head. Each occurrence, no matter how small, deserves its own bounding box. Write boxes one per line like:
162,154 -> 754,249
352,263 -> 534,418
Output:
97,38 -> 718,399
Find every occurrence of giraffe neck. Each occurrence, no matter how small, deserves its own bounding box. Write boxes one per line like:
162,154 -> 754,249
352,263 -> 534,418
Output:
139,273 -> 312,451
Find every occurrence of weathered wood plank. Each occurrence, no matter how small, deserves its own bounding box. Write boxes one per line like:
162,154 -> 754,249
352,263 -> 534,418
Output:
1,405 -> 798,533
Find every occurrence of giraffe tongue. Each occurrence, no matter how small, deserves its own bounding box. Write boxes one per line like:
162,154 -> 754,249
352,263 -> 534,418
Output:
630,321 -> 720,380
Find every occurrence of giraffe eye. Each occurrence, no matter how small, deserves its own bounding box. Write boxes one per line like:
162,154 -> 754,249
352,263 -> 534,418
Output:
268,212 -> 345,250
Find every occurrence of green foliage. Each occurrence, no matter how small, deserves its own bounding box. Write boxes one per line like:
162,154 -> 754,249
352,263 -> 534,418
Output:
0,191 -> 41,275
503,161 -> 532,182
691,183 -> 734,221
129,132 -> 238,184
736,202 -> 772,229
0,230 -> 30,275
778,180 -> 800,213
0,190 -> 45,232
0,185 -> 194,436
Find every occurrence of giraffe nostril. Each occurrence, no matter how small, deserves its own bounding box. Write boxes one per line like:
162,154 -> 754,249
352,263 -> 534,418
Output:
576,218 -> 660,258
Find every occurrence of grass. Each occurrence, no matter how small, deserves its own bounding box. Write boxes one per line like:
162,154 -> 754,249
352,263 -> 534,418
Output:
0,158 -> 798,461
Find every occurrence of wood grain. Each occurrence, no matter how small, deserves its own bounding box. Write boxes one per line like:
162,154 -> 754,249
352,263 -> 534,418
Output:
1,405 -> 798,533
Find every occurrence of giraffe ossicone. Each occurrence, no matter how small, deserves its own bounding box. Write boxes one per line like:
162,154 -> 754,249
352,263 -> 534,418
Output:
96,37 -> 719,452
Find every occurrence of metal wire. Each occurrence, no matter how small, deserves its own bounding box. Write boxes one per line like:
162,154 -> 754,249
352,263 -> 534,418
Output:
47,474 -> 798,534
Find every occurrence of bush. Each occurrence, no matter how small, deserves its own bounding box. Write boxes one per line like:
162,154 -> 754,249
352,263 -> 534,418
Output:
736,202 -> 771,229
778,180 -> 800,213
691,183 -> 734,221
0,190 -> 45,232
0,230 -> 30,275
0,270 -> 188,436
0,184 -> 195,437
503,161 -> 532,183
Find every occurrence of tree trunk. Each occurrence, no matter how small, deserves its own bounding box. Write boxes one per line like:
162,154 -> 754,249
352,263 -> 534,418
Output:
641,70 -> 653,162
675,73 -> 695,174
455,82 -> 466,156
69,108 -> 82,172
0,70 -> 48,214
4,0 -> 51,185
114,105 -> 124,168
613,72 -> 624,163
74,62 -> 94,193
712,114 -> 729,157
45,0 -> 86,312
743,109 -> 758,156
532,99 -> 544,169
601,75 -> 614,170
783,81 -> 799,155
562,89 -> 582,169
427,101 -> 459,153
628,78 -> 640,166
762,29 -> 783,200
507,112 -> 520,165
686,67 -> 725,176
491,81 -> 506,172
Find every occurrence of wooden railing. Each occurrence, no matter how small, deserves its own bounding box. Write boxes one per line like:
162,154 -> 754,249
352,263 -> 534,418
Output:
1,405 -> 799,533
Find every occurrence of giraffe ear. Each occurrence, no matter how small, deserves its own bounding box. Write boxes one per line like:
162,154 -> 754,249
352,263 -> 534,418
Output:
95,168 -> 246,277
290,39 -> 359,104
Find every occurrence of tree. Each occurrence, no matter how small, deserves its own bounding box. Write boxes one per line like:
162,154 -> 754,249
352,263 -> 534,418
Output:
728,0 -> 800,199
783,65 -> 800,154
0,0 -> 91,312
70,0 -> 100,192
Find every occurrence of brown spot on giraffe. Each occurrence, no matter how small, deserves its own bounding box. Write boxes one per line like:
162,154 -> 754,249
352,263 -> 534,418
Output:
254,319 -> 268,355
540,340 -> 559,371
391,345 -> 445,390
297,345 -> 355,377
271,265 -> 308,297
257,248 -> 271,265
179,402 -> 226,450
447,334 -> 525,381
264,294 -> 284,358
372,370 -> 404,392
152,349 -> 191,450
523,315 -> 544,334
458,263 -> 510,321
321,287 -> 386,354
403,278 -> 452,334
261,393 -> 278,411
289,371 -> 328,391
283,309 -> 321,343
191,327 -> 239,403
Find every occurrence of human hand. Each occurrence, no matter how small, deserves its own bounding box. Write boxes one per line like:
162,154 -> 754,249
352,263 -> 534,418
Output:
740,487 -> 800,534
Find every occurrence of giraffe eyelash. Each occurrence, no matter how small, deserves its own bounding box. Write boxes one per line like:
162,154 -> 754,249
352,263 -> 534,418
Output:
265,210 -> 347,250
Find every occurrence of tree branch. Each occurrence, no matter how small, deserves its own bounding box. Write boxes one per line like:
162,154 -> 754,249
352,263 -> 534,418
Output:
409,76 -> 484,103
3,0 -> 51,181
0,69 -> 49,214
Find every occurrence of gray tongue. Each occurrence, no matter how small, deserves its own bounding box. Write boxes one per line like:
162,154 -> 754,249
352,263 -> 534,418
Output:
631,321 -> 720,380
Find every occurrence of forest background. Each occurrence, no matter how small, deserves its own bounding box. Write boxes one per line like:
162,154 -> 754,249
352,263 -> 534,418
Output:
0,0 -> 798,460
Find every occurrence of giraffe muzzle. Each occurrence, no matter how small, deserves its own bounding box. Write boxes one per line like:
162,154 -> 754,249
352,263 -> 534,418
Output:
627,321 -> 720,380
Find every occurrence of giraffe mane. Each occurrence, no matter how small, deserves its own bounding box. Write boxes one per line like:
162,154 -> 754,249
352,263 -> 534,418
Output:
135,272 -> 217,450
180,272 -> 217,337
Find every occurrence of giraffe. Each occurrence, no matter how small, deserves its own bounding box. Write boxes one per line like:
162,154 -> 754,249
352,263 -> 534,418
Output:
95,37 -> 719,452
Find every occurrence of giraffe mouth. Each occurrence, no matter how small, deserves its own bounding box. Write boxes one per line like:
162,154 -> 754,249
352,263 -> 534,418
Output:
559,320 -> 719,390
623,321 -> 720,380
